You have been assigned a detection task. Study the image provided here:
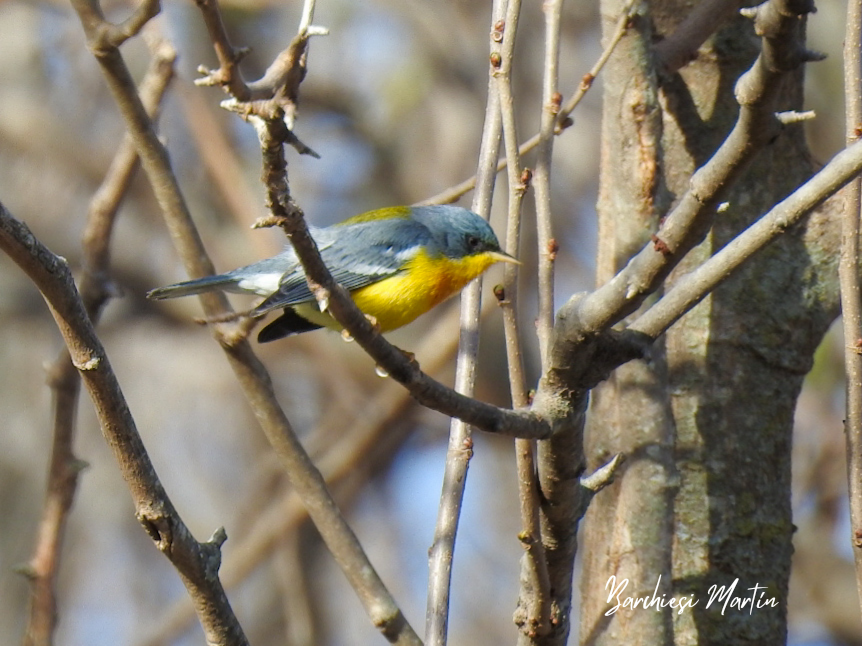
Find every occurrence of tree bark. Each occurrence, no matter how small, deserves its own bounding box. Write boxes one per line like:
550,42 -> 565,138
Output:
580,1 -> 840,645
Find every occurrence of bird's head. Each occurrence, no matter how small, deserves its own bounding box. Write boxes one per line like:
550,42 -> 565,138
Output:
411,205 -> 518,265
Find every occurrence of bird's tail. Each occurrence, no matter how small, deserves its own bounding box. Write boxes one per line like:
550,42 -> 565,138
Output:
147,274 -> 237,300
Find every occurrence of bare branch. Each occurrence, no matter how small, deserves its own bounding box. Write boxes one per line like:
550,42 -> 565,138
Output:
840,0 -> 862,609
136,303 -> 484,646
487,0 -> 554,639
0,202 -> 249,646
424,1 -> 511,643
110,0 -> 161,46
630,139 -> 862,339
21,39 -> 176,646
573,0 -> 820,337
532,0 -> 562,368
192,0 -> 253,100
417,0 -> 638,207
72,0 -> 422,641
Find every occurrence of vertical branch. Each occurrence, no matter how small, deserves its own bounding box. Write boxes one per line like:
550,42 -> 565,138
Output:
490,0 -> 553,639
842,0 -> 862,613
425,1 -> 506,644
21,41 -> 176,646
533,0 -> 562,368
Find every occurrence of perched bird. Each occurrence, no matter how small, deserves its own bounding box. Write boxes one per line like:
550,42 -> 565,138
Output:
148,205 -> 517,343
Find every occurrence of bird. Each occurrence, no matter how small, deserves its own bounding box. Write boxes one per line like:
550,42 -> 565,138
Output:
147,205 -> 517,343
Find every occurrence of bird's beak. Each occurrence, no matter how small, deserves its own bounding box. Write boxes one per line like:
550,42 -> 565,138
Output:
490,250 -> 521,265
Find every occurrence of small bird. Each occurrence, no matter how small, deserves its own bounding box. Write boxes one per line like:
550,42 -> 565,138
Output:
148,205 -> 517,343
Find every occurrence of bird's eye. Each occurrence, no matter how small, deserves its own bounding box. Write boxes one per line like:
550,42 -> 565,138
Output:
466,235 -> 481,250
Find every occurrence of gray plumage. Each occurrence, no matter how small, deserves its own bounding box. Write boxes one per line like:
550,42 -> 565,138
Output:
147,205 -> 508,341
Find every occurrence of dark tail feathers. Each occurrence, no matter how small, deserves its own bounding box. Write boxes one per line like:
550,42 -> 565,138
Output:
147,274 -> 236,300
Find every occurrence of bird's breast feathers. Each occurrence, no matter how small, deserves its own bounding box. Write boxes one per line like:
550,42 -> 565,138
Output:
348,247 -> 500,331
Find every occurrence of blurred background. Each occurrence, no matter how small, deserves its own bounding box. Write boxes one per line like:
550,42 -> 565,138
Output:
0,0 -> 854,644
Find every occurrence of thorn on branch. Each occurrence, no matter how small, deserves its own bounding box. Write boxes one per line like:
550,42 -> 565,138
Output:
801,48 -> 827,63
251,215 -> 288,229
13,562 -> 38,580
305,25 -> 330,37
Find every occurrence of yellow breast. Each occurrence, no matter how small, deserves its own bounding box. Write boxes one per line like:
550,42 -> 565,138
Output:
292,248 -> 501,333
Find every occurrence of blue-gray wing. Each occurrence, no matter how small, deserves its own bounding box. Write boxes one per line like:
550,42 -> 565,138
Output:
253,218 -> 432,315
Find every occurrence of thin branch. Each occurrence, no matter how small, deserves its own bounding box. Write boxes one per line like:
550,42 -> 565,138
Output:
21,37 -> 176,646
488,0 -> 553,639
841,0 -> 862,609
192,0 -> 253,100
137,302 -> 486,646
416,0 -> 638,207
245,120 -> 422,646
109,0 -> 161,46
532,0 -> 562,368
190,1 -> 423,642
0,202 -> 248,646
425,1 -> 508,642
629,138 -> 862,339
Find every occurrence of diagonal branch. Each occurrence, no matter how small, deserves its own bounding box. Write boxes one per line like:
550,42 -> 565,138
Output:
0,202 -> 248,646
573,0 -> 822,336
71,1 -> 420,643
21,39 -> 177,646
630,139 -> 862,339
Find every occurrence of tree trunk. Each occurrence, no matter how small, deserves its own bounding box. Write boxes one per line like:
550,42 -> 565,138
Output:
580,1 -> 840,645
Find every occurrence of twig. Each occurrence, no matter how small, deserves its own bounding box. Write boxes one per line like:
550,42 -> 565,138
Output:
424,1 -> 507,642
20,39 -> 176,646
532,0 -> 562,368
416,0 -> 638,207
487,0 -> 553,639
839,0 -> 862,608
192,0 -> 253,100
629,138 -> 862,339
0,202 -> 249,646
